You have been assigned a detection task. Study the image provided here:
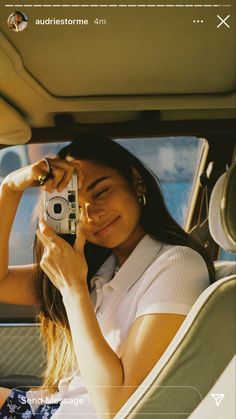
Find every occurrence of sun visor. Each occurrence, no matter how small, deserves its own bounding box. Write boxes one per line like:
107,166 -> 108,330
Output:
0,98 -> 31,145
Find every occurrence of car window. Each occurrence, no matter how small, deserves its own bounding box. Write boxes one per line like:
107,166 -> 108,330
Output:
219,249 -> 236,262
117,137 -> 205,229
0,137 -> 205,266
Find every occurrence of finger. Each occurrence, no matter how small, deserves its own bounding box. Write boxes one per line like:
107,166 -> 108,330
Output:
32,166 -> 53,186
66,160 -> 81,176
41,177 -> 55,192
46,160 -> 76,192
56,165 -> 76,192
77,167 -> 84,190
34,158 -> 75,190
36,228 -> 56,248
32,159 -> 54,189
38,219 -> 59,245
73,223 -> 86,253
48,166 -> 66,191
63,158 -> 84,189
36,229 -> 48,247
40,257 -> 56,284
48,157 -> 78,173
70,162 -> 84,190
41,167 -> 74,193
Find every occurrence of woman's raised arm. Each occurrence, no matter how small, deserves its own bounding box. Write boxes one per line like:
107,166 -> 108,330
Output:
0,158 -> 77,306
0,173 -> 40,306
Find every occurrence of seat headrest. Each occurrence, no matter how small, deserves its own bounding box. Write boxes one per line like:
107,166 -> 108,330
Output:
209,162 -> 236,253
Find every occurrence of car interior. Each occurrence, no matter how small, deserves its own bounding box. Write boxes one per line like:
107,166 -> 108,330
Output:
0,1 -> 235,418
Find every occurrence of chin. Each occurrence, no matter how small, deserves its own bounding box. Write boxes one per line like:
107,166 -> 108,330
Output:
93,236 -> 123,249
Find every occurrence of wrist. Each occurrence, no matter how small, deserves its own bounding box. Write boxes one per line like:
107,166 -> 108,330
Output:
62,282 -> 89,304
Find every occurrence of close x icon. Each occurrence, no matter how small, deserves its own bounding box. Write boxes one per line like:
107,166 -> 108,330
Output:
217,15 -> 230,28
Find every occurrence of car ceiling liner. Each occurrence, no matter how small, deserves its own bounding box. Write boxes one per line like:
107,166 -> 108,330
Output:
0,98 -> 31,145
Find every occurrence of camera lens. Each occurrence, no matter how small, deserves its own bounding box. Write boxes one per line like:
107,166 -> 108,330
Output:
46,197 -> 70,220
54,203 -> 62,214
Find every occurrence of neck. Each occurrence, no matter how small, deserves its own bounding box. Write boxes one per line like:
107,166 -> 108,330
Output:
112,227 -> 146,267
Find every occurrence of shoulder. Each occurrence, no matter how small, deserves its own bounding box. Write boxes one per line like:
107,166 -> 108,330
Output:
151,243 -> 208,274
136,244 -> 210,317
133,235 -> 210,286
139,243 -> 210,294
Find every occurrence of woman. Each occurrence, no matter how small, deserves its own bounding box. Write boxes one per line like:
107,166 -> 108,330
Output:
7,11 -> 28,32
0,133 -> 215,418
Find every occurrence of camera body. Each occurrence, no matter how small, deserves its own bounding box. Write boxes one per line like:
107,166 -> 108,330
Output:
44,173 -> 79,235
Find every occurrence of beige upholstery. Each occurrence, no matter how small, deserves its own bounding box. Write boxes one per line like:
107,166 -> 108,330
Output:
189,356 -> 235,419
209,162 -> 236,253
0,98 -> 31,145
115,275 -> 235,419
115,164 -> 236,419
214,260 -> 236,280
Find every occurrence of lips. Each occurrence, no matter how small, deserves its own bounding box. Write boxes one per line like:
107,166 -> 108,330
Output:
94,216 -> 120,236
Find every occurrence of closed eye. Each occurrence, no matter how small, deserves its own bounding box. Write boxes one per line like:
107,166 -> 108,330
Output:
94,187 -> 110,198
78,187 -> 111,208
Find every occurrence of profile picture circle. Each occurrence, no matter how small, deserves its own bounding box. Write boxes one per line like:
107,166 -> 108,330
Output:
7,11 -> 28,32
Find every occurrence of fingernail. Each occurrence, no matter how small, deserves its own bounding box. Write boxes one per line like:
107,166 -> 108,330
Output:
39,218 -> 46,228
36,229 -> 41,239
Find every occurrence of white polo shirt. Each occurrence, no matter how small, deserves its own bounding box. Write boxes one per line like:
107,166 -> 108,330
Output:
28,234 -> 210,418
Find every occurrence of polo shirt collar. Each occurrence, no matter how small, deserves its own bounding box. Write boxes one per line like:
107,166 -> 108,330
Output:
91,235 -> 163,296
90,253 -> 117,290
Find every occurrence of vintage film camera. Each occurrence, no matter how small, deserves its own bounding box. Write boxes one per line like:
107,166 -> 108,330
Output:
44,172 -> 79,235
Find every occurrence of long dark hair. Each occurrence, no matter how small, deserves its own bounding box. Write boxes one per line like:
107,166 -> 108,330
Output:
58,133 -> 215,285
35,133 -> 215,392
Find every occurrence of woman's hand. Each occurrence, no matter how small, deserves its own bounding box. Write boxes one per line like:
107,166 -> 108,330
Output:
2,157 -> 79,193
36,219 -> 88,296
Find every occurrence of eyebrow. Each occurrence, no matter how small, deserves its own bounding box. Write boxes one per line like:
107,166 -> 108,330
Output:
86,176 -> 111,192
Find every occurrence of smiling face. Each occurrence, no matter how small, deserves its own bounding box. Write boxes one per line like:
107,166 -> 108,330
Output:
14,13 -> 23,24
75,160 -> 146,261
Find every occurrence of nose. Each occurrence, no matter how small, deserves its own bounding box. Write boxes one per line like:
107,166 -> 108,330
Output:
82,202 -> 105,224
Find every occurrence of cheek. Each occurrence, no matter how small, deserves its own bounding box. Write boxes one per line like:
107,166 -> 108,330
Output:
120,193 -> 141,224
108,189 -> 139,220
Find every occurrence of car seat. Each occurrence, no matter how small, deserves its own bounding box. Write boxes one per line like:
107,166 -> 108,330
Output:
115,163 -> 236,419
